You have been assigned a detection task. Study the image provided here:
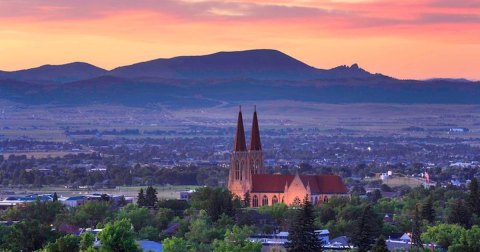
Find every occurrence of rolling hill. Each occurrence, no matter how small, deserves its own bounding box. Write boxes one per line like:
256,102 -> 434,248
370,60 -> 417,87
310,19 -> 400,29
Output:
0,49 -> 478,107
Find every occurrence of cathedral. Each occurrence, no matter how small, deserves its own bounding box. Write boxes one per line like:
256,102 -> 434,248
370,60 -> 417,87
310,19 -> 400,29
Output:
228,108 -> 349,207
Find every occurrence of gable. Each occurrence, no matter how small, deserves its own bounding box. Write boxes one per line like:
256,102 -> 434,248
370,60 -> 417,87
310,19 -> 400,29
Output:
251,174 -> 348,194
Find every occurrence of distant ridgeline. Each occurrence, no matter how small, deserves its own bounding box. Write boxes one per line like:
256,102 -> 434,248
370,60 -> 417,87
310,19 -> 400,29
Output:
1,49 -> 479,107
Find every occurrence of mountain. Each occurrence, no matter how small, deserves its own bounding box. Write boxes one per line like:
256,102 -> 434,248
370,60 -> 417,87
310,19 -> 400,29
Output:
109,49 -> 327,80
0,62 -> 107,84
0,49 -> 479,107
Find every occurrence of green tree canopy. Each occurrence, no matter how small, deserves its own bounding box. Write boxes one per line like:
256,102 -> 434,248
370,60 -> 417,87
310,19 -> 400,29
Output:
213,225 -> 261,252
43,234 -> 80,252
350,204 -> 382,252
73,201 -> 112,228
468,178 -> 480,216
145,186 -> 158,207
190,187 -> 236,221
421,194 -> 435,224
421,223 -> 464,249
98,219 -> 141,252
5,220 -> 56,251
163,237 -> 189,252
79,231 -> 95,251
447,199 -> 471,228
371,236 -> 389,252
411,204 -> 423,252
285,197 -> 323,252
116,203 -> 152,232
137,188 -> 146,207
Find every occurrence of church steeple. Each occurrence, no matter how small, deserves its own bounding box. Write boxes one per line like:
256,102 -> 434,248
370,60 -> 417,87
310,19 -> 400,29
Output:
234,106 -> 247,151
250,106 -> 262,151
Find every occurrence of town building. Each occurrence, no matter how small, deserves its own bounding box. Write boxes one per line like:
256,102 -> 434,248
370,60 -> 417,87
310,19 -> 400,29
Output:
228,108 -> 349,206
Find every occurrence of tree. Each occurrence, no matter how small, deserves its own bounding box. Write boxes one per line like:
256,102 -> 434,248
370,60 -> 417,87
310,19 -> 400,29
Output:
186,210 -> 224,244
190,187 -> 236,221
447,199 -> 471,228
285,197 -> 323,252
371,236 -> 389,252
53,192 -> 58,202
213,225 -> 261,252
98,219 -> 141,252
43,234 -> 80,252
153,208 -> 175,230
468,178 -> 480,216
2,200 -> 65,226
137,188 -> 146,207
258,203 -> 289,227
317,205 -> 336,224
459,225 -> 480,251
79,232 -> 95,251
163,237 -> 189,252
116,203 -> 152,232
5,220 -> 56,251
350,205 -> 380,252
369,189 -> 382,203
145,186 -> 158,207
421,194 -> 435,224
138,226 -> 159,241
411,204 -> 423,252
243,191 -> 251,208
73,201 -> 111,228
157,199 -> 190,213
421,224 -> 464,250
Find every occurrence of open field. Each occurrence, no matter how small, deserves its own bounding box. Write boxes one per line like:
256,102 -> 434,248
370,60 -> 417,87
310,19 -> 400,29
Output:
1,151 -> 92,159
382,177 -> 425,188
1,101 -> 480,140
0,185 -> 202,200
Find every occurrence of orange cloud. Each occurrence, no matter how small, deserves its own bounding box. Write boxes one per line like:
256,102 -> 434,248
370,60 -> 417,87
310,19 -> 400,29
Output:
0,0 -> 479,79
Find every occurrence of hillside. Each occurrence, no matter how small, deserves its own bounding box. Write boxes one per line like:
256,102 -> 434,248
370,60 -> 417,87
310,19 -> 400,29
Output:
0,62 -> 107,84
0,49 -> 479,107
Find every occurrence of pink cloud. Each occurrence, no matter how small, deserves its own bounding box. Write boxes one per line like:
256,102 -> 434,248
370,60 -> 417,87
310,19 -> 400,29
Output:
1,0 -> 479,79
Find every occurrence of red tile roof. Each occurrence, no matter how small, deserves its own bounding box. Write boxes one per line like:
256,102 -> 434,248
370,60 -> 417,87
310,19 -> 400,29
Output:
251,174 -> 348,194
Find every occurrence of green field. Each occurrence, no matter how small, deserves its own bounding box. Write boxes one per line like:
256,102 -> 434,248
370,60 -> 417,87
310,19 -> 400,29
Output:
0,185 -> 203,200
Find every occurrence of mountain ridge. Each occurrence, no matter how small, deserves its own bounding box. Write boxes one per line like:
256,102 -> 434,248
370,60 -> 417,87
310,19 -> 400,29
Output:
0,49 -> 479,107
0,49 -> 380,82
0,62 -> 107,84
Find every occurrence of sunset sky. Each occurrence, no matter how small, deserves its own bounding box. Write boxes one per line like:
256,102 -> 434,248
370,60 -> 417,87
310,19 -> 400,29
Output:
0,0 -> 479,79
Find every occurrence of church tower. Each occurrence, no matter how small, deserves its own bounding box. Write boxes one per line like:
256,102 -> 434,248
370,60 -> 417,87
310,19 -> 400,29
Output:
248,106 -> 265,175
228,107 -> 251,198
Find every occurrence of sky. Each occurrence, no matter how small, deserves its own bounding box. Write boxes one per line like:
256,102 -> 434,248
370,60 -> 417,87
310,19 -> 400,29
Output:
0,0 -> 479,80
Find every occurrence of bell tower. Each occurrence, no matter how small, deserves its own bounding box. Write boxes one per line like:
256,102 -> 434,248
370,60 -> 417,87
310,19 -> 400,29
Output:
228,106 -> 251,198
248,106 -> 265,175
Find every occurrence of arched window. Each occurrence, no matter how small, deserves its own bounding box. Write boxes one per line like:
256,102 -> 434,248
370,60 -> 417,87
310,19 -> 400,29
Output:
324,196 -> 328,203
253,195 -> 259,207
315,197 -> 319,205
235,161 -> 240,180
250,160 -> 255,175
240,161 -> 244,180
272,195 -> 278,204
262,195 -> 269,206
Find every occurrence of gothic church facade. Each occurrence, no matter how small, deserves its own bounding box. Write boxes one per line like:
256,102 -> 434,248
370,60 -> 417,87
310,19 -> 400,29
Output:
228,108 -> 349,207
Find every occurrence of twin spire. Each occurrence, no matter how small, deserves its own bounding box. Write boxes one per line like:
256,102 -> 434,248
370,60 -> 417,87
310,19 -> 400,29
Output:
234,106 -> 262,151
